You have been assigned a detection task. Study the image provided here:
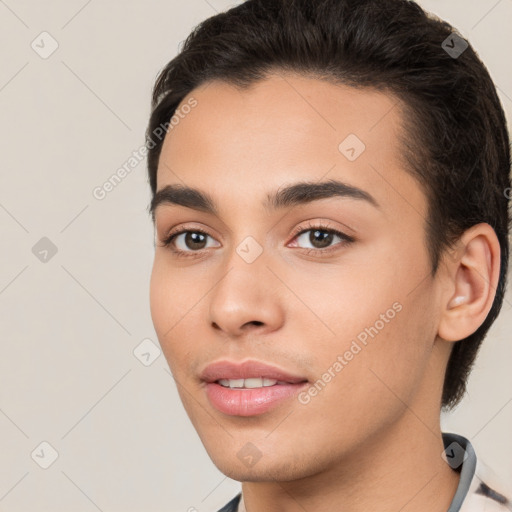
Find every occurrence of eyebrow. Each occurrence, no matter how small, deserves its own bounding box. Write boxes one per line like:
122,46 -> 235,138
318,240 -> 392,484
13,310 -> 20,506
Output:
149,178 -> 380,222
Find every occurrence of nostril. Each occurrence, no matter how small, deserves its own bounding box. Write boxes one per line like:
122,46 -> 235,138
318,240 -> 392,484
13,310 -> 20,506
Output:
240,320 -> 264,329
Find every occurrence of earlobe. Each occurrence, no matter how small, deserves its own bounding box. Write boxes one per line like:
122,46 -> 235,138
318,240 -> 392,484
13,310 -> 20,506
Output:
437,223 -> 501,343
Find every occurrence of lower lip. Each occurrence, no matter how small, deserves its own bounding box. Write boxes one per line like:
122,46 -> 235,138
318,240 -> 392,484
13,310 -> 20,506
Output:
205,382 -> 308,416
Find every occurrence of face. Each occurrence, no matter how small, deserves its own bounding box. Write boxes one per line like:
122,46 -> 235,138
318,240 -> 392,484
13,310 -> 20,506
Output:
149,73 -> 449,481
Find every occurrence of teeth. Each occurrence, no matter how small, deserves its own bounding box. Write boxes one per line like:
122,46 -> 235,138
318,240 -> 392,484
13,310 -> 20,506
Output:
217,378 -> 278,388
245,378 -> 267,388
229,378 -> 244,388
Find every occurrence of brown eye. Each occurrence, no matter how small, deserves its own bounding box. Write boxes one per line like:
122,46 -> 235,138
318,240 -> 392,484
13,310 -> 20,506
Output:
161,228 -> 221,256
294,227 -> 350,250
308,229 -> 334,248
182,231 -> 208,250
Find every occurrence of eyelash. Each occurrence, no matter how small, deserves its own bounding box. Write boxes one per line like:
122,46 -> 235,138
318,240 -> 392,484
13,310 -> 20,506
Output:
160,221 -> 355,259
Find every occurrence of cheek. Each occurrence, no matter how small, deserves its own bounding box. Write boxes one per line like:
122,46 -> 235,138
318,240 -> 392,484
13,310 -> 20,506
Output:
149,257 -> 170,336
149,256 -> 208,377
149,254 -> 196,333
283,254 -> 400,347
294,302 -> 435,453
149,257 -> 186,365
300,246 -> 435,408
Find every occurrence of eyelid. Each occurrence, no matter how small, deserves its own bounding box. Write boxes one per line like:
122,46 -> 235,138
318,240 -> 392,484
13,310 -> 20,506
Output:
288,219 -> 355,241
160,223 -> 220,247
161,221 -> 220,240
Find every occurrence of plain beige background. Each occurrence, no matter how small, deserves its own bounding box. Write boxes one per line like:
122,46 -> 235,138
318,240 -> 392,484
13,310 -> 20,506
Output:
0,1 -> 511,511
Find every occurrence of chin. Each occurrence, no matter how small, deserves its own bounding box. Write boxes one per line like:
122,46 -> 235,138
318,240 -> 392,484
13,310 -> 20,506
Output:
212,459 -> 300,482
205,444 -> 320,483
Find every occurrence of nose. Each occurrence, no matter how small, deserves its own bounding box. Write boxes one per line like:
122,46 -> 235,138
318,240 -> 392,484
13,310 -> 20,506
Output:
208,248 -> 285,338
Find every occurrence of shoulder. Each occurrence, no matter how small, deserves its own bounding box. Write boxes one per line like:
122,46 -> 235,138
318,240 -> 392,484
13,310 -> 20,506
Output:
460,449 -> 512,511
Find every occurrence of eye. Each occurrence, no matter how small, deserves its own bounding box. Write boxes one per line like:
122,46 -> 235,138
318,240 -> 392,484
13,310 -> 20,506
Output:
158,221 -> 355,259
160,227 -> 220,257
289,221 -> 355,255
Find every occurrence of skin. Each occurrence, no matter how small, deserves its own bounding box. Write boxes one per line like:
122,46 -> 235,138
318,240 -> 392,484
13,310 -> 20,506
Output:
149,72 -> 500,512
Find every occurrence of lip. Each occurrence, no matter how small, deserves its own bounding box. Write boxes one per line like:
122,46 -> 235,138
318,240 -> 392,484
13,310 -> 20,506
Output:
200,359 -> 309,417
200,359 -> 307,384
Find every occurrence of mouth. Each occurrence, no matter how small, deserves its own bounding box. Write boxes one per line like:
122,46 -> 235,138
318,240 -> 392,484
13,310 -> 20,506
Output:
216,378 -> 296,388
200,359 -> 309,416
200,359 -> 308,384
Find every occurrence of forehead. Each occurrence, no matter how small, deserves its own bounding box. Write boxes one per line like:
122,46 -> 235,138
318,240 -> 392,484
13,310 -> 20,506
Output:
156,72 -> 427,222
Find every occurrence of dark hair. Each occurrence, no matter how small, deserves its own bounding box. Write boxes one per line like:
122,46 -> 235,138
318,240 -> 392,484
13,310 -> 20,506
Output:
146,0 -> 511,409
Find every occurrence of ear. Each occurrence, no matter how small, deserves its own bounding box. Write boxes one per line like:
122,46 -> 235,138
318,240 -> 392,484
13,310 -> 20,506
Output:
437,223 -> 501,342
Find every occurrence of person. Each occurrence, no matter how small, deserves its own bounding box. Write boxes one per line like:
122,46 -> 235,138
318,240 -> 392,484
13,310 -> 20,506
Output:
145,0 -> 512,510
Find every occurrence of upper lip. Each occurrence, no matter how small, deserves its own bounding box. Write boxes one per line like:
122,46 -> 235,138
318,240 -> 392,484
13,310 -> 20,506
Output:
200,359 -> 308,384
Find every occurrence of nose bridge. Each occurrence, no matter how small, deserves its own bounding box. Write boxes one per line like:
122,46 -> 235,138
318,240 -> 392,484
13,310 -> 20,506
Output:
208,233 -> 284,334
214,233 -> 269,305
